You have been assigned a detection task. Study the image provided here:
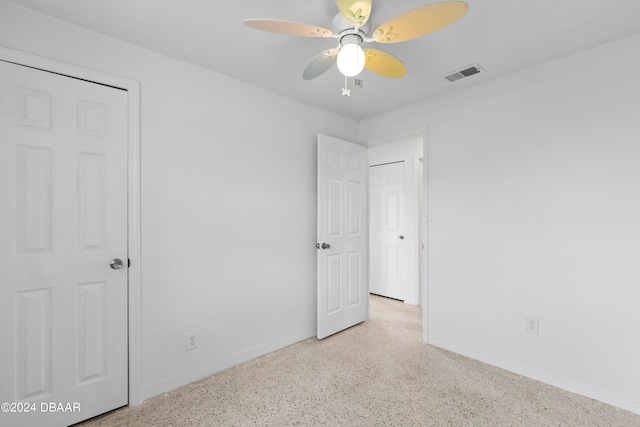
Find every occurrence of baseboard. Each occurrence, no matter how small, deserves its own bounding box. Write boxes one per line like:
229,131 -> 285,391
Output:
140,327 -> 316,402
429,337 -> 640,416
404,297 -> 419,306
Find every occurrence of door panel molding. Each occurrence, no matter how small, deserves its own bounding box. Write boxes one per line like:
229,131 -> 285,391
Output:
0,46 -> 143,406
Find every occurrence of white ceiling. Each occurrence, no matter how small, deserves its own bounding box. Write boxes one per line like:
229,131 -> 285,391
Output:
6,0 -> 640,120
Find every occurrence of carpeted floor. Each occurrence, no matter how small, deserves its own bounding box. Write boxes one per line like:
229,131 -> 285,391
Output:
80,295 -> 640,426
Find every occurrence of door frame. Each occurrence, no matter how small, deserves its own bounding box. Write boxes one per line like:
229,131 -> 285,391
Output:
365,127 -> 430,342
0,46 -> 143,405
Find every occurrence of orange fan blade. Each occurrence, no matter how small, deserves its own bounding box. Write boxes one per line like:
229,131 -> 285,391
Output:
335,0 -> 372,27
373,1 -> 468,43
244,19 -> 333,38
364,49 -> 407,78
303,48 -> 339,80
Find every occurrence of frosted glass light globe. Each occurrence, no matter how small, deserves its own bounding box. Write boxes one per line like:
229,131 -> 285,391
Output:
337,43 -> 365,77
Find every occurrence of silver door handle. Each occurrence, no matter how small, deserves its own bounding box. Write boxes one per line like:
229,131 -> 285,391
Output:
110,258 -> 124,270
398,235 -> 404,240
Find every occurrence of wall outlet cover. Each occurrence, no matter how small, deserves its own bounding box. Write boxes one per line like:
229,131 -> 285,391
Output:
186,334 -> 198,351
526,317 -> 539,335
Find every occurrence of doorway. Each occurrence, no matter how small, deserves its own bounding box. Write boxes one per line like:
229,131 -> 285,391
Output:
368,137 -> 424,306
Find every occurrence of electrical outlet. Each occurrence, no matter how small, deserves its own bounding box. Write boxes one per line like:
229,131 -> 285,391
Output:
186,334 -> 198,351
526,317 -> 539,335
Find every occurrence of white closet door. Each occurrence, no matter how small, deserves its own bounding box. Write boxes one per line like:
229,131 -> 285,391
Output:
0,60 -> 128,427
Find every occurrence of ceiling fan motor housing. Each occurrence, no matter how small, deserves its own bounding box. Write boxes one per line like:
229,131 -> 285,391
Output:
339,32 -> 364,47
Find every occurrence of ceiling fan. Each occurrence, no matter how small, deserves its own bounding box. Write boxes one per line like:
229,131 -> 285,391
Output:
244,0 -> 468,94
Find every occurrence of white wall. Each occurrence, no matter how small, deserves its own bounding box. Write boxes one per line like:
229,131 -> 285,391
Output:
361,34 -> 640,414
0,1 -> 359,400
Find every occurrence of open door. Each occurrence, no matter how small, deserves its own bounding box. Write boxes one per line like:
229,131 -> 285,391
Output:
317,134 -> 367,339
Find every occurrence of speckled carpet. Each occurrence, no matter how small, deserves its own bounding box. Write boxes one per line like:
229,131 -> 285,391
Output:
80,295 -> 640,426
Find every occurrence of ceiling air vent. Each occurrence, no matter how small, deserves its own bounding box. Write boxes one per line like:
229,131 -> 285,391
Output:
443,64 -> 484,83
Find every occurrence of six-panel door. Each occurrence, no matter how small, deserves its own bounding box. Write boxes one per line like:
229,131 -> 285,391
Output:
0,60 -> 128,427
369,161 -> 407,300
317,134 -> 367,339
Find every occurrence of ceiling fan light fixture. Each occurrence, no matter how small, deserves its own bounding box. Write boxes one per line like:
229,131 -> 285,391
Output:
246,1 -> 470,82
337,34 -> 365,77
337,44 -> 365,77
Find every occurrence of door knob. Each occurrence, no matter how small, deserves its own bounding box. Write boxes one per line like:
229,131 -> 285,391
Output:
321,243 -> 331,249
110,258 -> 124,270
398,235 -> 405,240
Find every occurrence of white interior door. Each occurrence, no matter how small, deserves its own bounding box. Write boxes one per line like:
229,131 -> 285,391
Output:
369,161 -> 406,300
317,134 -> 367,339
0,61 -> 128,426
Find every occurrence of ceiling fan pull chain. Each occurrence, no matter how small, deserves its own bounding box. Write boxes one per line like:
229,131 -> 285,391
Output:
341,74 -> 351,97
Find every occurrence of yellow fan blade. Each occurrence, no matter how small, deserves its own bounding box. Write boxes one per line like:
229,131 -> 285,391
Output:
364,49 -> 407,78
335,0 -> 372,27
244,19 -> 333,38
373,1 -> 468,43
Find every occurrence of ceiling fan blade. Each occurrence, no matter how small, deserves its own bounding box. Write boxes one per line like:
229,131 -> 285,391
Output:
244,19 -> 333,38
373,1 -> 468,43
335,0 -> 373,27
364,49 -> 407,78
303,48 -> 340,80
